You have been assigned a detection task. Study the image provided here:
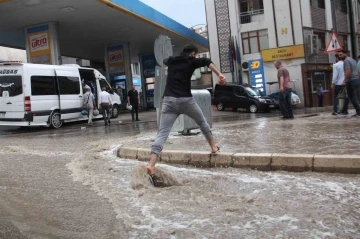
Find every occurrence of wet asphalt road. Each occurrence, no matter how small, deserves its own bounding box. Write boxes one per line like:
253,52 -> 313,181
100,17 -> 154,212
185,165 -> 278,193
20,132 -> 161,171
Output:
0,109 -> 279,239
2,109 -> 358,239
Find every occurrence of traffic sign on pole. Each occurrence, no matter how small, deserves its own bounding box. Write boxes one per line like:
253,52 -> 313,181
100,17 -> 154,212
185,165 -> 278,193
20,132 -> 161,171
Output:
325,31 -> 343,53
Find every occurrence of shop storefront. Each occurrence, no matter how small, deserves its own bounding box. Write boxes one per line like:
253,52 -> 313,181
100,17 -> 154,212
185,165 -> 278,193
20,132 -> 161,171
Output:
301,63 -> 333,107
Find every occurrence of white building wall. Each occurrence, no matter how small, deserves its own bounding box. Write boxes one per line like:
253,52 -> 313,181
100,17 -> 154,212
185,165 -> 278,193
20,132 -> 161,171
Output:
291,0 -> 305,45
300,0 -> 312,28
205,0 -> 222,82
274,0 -> 295,47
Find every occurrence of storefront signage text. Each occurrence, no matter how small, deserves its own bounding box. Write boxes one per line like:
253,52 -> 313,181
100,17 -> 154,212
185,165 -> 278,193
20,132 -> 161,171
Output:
306,64 -> 333,71
261,45 -> 305,62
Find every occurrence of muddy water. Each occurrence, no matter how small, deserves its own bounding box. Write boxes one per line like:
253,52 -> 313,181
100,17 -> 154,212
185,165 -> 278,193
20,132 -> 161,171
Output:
67,146 -> 360,239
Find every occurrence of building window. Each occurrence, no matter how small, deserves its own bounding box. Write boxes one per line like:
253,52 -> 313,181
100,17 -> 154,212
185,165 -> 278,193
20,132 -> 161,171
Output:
239,0 -> 264,24
241,30 -> 268,54
338,34 -> 348,50
313,31 -> 326,50
336,0 -> 347,13
310,0 -> 325,9
239,0 -> 263,12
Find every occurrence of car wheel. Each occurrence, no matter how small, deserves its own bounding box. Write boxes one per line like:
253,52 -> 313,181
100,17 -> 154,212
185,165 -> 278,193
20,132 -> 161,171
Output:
111,104 -> 119,118
217,103 -> 225,111
50,111 -> 63,129
248,104 -> 258,113
232,108 -> 238,112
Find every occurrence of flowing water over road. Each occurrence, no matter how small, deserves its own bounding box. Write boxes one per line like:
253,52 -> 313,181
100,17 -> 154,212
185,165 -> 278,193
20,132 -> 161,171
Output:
68,145 -> 360,239
1,111 -> 360,238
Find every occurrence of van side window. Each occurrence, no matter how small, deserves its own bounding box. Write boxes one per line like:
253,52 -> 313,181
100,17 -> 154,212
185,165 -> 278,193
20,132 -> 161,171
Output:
0,76 -> 22,97
99,80 -> 112,93
58,76 -> 80,95
234,87 -> 246,96
31,76 -> 58,95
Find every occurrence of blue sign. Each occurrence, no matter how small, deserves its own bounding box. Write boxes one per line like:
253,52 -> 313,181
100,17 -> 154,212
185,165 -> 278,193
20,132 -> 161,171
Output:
248,59 -> 266,95
141,54 -> 156,78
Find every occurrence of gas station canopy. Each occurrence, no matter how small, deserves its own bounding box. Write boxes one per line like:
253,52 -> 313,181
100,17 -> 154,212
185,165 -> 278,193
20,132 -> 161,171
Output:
0,0 -> 209,62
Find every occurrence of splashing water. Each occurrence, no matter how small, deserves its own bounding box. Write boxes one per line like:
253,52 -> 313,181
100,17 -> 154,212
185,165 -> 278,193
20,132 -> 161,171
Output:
67,146 -> 360,239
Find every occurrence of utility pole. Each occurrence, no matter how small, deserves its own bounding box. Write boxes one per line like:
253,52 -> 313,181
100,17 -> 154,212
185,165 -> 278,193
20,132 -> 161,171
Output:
330,0 -> 337,33
348,0 -> 358,58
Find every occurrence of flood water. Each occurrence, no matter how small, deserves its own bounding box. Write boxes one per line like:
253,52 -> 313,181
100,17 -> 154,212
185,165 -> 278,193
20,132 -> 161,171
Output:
67,145 -> 360,239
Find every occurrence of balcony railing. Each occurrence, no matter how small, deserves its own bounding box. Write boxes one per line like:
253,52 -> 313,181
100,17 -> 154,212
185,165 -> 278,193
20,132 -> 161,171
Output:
239,9 -> 265,24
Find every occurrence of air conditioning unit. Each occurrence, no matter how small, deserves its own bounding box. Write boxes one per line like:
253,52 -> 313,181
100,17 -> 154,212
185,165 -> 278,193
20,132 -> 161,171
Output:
307,34 -> 319,54
241,61 -> 249,72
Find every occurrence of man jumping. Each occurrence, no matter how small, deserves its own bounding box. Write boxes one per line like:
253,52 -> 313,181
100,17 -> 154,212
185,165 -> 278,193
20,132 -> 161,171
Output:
147,44 -> 226,175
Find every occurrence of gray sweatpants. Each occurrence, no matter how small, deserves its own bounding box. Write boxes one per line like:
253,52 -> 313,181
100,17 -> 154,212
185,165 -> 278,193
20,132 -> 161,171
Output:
151,96 -> 212,156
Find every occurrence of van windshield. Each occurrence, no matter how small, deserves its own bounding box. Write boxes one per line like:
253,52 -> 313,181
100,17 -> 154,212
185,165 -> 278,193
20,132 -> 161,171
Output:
0,76 -> 22,97
245,87 -> 262,97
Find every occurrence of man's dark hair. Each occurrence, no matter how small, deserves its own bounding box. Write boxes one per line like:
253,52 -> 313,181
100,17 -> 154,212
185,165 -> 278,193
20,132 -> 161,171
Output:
182,44 -> 198,54
335,54 -> 339,58
340,49 -> 348,54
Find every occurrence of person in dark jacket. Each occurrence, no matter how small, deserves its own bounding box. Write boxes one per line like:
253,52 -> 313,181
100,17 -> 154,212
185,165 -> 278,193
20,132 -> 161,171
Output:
127,85 -> 140,121
146,44 -> 226,176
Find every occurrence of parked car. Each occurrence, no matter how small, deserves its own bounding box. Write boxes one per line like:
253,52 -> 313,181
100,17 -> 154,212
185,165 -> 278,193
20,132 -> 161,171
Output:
213,83 -> 276,113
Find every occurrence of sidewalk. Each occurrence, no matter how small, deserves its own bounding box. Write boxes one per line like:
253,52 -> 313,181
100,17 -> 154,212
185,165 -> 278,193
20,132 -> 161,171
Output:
117,108 -> 360,174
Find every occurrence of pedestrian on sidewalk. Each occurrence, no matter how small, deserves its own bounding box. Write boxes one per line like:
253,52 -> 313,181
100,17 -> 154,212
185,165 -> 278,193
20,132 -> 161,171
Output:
127,85 -> 140,122
316,84 -> 324,107
274,60 -> 294,119
147,44 -> 226,175
339,50 -> 360,116
331,54 -> 344,115
83,88 -> 96,126
99,87 -> 112,126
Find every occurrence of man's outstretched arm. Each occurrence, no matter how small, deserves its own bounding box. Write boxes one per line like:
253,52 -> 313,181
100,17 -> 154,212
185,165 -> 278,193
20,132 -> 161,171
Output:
209,63 -> 226,85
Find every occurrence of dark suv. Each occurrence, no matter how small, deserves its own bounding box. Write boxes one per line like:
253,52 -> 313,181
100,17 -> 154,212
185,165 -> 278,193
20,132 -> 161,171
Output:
213,84 -> 276,113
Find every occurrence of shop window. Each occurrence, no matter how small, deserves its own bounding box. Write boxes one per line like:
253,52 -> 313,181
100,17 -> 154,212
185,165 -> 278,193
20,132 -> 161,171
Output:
312,72 -> 331,92
242,29 -> 268,54
311,0 -> 325,9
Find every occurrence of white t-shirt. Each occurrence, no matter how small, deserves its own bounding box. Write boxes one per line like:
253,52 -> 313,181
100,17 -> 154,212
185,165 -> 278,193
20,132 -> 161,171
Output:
99,91 -> 112,104
332,61 -> 345,86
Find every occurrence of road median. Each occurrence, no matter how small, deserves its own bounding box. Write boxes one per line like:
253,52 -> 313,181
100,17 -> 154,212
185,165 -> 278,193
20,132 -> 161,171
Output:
117,146 -> 360,174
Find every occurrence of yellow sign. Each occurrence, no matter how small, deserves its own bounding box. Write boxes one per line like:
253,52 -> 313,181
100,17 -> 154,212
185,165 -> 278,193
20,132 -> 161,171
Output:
106,45 -> 125,75
26,25 -> 52,64
250,60 -> 260,69
281,28 -> 288,35
261,44 -> 305,62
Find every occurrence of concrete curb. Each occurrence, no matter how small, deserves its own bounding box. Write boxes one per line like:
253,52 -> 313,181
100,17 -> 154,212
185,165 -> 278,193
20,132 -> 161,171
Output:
117,146 -> 360,174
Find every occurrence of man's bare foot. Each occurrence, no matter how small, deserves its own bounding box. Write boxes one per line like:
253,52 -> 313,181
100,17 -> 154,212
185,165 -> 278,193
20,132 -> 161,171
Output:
146,165 -> 155,175
211,145 -> 220,154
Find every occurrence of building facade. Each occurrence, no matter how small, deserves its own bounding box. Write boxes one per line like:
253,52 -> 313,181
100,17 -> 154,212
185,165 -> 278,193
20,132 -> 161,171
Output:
205,0 -> 360,107
192,26 -> 213,88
